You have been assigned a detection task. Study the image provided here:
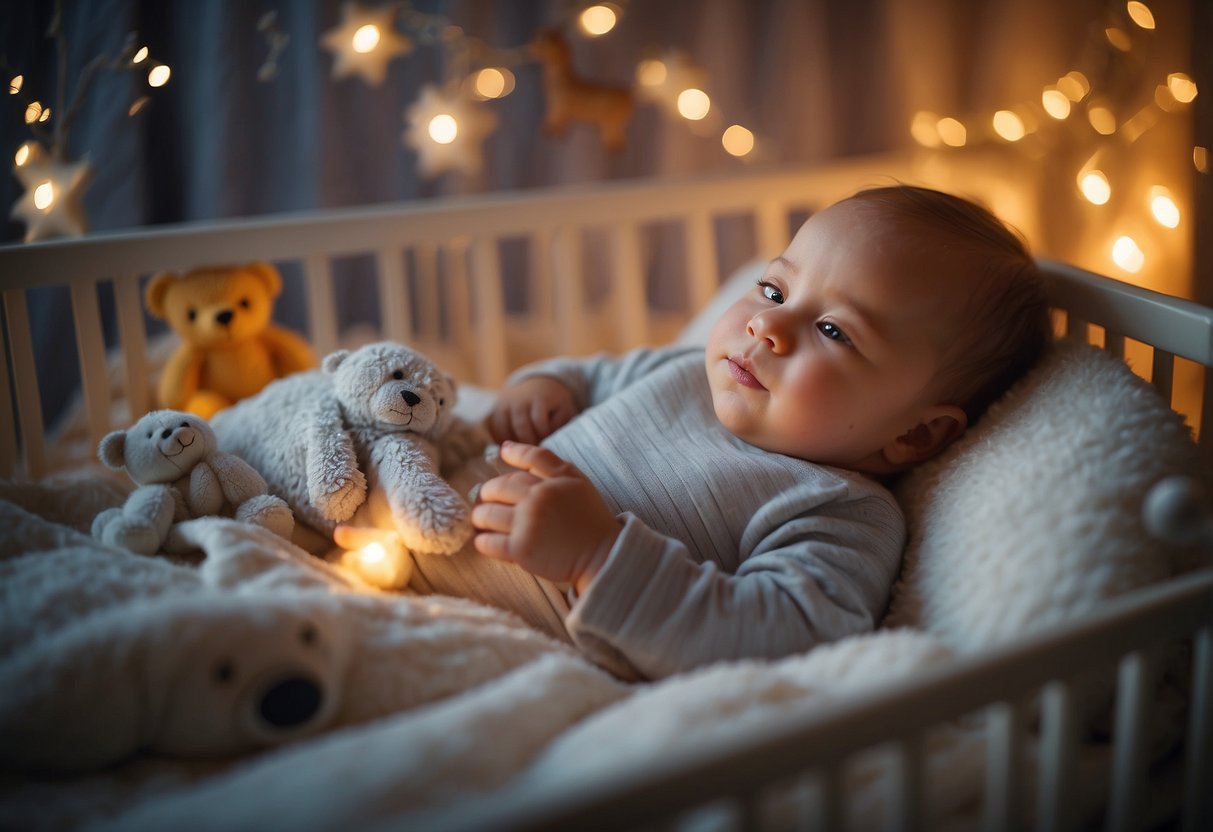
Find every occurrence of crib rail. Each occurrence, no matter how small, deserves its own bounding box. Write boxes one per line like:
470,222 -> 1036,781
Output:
450,567 -> 1213,832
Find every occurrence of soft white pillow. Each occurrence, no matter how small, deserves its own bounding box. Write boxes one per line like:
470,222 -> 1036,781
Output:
885,338 -> 1206,648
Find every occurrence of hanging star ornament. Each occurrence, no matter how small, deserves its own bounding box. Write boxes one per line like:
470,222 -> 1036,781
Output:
321,1 -> 412,85
403,84 -> 498,178
10,147 -> 92,242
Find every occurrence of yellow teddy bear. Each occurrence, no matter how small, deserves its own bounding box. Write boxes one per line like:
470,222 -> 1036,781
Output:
145,262 -> 317,419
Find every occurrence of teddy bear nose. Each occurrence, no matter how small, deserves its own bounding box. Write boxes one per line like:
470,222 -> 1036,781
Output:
401,390 -> 421,407
257,675 -> 323,729
215,310 -> 234,326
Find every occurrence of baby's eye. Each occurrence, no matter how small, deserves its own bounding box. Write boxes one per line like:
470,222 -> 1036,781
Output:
758,281 -> 784,304
817,321 -> 852,345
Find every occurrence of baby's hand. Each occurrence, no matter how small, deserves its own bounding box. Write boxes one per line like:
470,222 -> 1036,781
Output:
485,376 -> 578,445
471,441 -> 619,594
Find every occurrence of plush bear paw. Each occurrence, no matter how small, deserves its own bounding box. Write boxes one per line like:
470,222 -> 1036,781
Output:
311,469 -> 368,524
92,509 -> 164,556
391,485 -> 472,555
235,494 -> 295,540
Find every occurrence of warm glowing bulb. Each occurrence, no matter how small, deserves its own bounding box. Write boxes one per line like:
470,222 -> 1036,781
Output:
353,24 -> 381,53
936,117 -> 967,147
1087,105 -> 1117,135
1105,27 -> 1131,51
992,110 -> 1025,141
33,181 -> 55,211
636,59 -> 667,87
428,113 -> 458,143
8,74 -> 22,94
37,105 -> 51,122
14,143 -> 31,166
148,64 -> 170,87
677,88 -> 710,120
1112,236 -> 1144,273
579,4 -> 617,36
722,124 -> 754,157
1042,88 -> 1071,119
133,46 -> 149,64
475,68 -> 507,98
360,542 -> 387,564
1080,170 -> 1111,204
910,111 -> 940,147
1149,186 -> 1180,228
1056,73 -> 1087,101
23,101 -> 42,124
1167,73 -> 1197,104
1126,1 -> 1155,29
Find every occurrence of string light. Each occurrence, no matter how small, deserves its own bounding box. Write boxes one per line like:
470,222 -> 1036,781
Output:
32,181 -> 54,211
428,113 -> 458,143
1112,235 -> 1144,273
1196,147 -> 1209,174
1057,71 -> 1089,101
14,143 -> 32,166
8,74 -> 22,94
1166,73 -> 1197,104
132,46 -> 149,64
147,64 -> 171,87
1149,186 -> 1179,227
677,88 -> 710,120
1105,27 -> 1131,51
579,4 -> 619,37
910,111 -> 941,147
636,59 -> 667,87
23,101 -> 43,124
352,23 -> 381,53
1079,170 -> 1111,204
1042,88 -> 1072,119
1087,103 -> 1117,135
936,117 -> 967,147
1126,1 -> 1155,29
992,110 -> 1025,142
722,124 -> 754,157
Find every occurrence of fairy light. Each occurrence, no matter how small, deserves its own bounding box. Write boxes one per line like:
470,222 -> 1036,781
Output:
1105,27 -> 1131,51
1149,186 -> 1180,227
147,64 -> 171,87
8,74 -> 22,94
1126,1 -> 1155,29
1056,73 -> 1088,102
129,96 -> 149,116
33,181 -> 55,211
677,88 -> 710,120
1167,73 -> 1197,104
936,117 -> 967,147
910,111 -> 941,147
428,113 -> 458,143
1042,88 -> 1071,119
352,24 -> 381,53
14,143 -> 31,166
722,124 -> 754,157
23,101 -> 42,124
1087,104 -> 1117,135
132,46 -> 149,64
992,110 -> 1025,142
636,59 -> 667,87
1079,170 -> 1111,204
38,105 -> 51,123
1196,147 -> 1210,174
472,67 -> 514,100
579,4 -> 618,37
1112,236 -> 1144,273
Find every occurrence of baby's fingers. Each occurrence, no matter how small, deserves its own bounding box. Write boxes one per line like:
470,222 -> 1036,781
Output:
473,531 -> 513,560
499,441 -> 583,480
471,501 -> 515,533
477,470 -> 541,504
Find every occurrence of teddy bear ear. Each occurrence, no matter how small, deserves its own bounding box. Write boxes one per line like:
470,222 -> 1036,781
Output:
144,272 -> 179,319
246,262 -> 283,298
321,350 -> 351,374
97,430 -> 128,470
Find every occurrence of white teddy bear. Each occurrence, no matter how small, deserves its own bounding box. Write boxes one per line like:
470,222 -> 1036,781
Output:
213,341 -> 487,555
92,409 -> 293,554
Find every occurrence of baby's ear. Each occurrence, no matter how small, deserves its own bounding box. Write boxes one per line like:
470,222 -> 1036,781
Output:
97,430 -> 128,470
882,406 -> 967,468
321,350 -> 350,374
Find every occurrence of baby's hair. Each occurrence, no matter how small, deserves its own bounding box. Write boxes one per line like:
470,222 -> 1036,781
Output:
845,185 -> 1052,424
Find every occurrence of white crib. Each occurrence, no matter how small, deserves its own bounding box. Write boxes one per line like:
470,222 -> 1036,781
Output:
0,151 -> 1210,831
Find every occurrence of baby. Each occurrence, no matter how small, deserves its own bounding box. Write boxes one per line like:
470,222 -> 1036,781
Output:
469,185 -> 1052,680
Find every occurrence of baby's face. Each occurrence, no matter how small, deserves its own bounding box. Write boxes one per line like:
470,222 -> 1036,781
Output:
705,200 -> 967,473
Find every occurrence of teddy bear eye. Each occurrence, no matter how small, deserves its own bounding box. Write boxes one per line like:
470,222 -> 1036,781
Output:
299,623 -> 318,646
392,370 -> 404,380
213,659 -> 236,685
187,308 -> 197,322
180,422 -> 188,428
439,398 -> 445,406
239,297 -> 251,309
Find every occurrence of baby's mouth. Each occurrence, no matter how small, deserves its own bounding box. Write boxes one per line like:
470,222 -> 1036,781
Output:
726,357 -> 766,391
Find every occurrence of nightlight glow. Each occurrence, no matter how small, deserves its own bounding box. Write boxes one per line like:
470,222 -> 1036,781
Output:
1112,236 -> 1144,273
474,67 -> 512,99
579,5 -> 618,36
132,46 -> 149,64
1087,105 -> 1117,135
33,181 -> 55,211
1167,73 -> 1197,104
1042,89 -> 1071,119
677,88 -> 710,120
992,110 -> 1025,141
722,124 -> 754,156
936,117 -> 966,147
1079,170 -> 1111,204
14,143 -> 31,166
353,24 -> 381,53
428,113 -> 458,143
148,65 -> 171,87
1149,186 -> 1180,228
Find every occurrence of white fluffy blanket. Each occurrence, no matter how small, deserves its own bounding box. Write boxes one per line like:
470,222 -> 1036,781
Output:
2,340 -> 1203,831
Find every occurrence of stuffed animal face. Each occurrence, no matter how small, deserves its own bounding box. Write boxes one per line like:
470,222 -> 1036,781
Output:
144,262 -> 281,349
99,410 -> 217,485
323,341 -> 456,438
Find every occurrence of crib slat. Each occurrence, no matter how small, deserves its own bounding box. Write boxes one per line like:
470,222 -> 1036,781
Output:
685,210 -> 718,316
0,305 -> 16,479
1066,314 -> 1090,342
1151,348 -> 1175,401
304,254 -> 338,357
470,236 -> 508,386
413,243 -> 440,344
1199,365 -> 1212,467
3,289 -> 46,479
70,280 -> 111,452
376,247 -> 413,345
611,221 -> 648,350
890,734 -> 926,832
551,226 -> 585,356
1104,329 -> 1126,359
1182,625 -> 1212,832
816,765 -> 843,832
1038,681 -> 1078,832
755,202 -> 787,258
529,229 -> 555,335
443,240 -> 474,365
113,275 -> 150,421
984,701 -> 1025,832
1108,650 -> 1154,832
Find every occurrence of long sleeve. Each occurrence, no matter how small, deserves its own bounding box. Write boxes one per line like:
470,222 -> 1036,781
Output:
507,346 -> 701,411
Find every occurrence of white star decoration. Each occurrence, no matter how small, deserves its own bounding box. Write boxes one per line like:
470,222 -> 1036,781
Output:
10,146 -> 92,242
321,2 -> 412,86
403,84 -> 498,178
635,50 -> 708,118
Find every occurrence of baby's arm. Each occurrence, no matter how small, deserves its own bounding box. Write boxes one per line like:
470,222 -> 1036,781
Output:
486,377 -> 579,444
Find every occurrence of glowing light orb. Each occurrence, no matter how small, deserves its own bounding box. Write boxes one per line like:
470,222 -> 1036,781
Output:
677,88 -> 710,120
428,113 -> 458,144
360,542 -> 387,564
474,67 -> 515,99
33,181 -> 55,211
23,101 -> 42,124
1112,236 -> 1144,273
1079,170 -> 1111,205
580,5 -> 617,36
14,143 -> 31,167
1196,146 -> 1209,174
1167,73 -> 1197,104
1105,27 -> 1131,51
9,74 -> 22,94
353,24 -> 381,53
1042,89 -> 1071,119
722,124 -> 754,157
910,111 -> 940,147
1087,105 -> 1117,135
148,64 -> 171,87
133,46 -> 149,64
992,110 -> 1025,141
1126,1 -> 1155,29
936,117 -> 967,147
1149,186 -> 1180,228
637,59 -> 667,87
